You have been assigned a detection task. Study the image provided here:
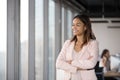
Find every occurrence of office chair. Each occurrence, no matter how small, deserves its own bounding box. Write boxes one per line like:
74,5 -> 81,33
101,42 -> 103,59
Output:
95,61 -> 104,80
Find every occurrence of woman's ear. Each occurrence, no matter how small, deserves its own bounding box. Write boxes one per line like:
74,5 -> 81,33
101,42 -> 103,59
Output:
84,26 -> 87,31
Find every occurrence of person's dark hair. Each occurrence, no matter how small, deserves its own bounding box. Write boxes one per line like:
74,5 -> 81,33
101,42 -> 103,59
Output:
71,14 -> 96,47
101,49 -> 109,58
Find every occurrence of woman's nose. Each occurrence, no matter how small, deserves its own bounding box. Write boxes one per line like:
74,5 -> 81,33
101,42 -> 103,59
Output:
72,25 -> 77,29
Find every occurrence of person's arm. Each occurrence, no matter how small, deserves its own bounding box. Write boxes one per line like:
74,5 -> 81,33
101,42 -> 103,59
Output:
102,57 -> 107,67
56,40 -> 77,73
71,40 -> 99,69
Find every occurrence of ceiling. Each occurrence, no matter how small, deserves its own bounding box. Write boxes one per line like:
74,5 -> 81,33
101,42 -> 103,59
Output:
66,0 -> 120,18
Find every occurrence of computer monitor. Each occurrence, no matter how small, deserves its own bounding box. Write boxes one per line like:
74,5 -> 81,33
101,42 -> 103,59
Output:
110,54 -> 120,72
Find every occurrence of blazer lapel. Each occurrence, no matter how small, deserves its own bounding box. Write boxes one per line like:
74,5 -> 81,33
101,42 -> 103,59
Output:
79,44 -> 89,58
66,41 -> 75,61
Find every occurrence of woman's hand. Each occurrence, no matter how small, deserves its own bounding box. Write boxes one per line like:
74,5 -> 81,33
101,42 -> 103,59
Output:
77,67 -> 82,71
88,56 -> 93,60
66,60 -> 72,64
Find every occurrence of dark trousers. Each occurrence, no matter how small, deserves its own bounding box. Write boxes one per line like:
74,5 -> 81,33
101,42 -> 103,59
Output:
104,77 -> 118,80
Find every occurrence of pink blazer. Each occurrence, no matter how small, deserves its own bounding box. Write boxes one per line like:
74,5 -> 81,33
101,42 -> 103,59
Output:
56,40 -> 99,80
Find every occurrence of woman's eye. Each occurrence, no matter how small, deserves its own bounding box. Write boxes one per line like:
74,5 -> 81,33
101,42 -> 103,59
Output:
72,24 -> 81,26
77,24 -> 80,26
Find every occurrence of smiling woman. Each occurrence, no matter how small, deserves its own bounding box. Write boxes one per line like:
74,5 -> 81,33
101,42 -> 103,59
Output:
0,0 -> 7,80
56,14 -> 99,80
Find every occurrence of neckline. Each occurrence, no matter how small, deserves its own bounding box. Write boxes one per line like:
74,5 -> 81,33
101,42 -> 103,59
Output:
73,49 -> 81,53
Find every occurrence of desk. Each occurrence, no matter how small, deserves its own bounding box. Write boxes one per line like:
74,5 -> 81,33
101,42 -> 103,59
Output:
104,71 -> 120,77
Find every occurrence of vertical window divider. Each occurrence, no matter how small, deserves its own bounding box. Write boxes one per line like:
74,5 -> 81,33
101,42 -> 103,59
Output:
55,1 -> 62,80
43,0 -> 49,80
62,4 -> 68,44
28,0 -> 35,80
7,0 -> 20,80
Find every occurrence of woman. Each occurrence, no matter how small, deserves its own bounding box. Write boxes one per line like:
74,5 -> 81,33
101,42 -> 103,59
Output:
56,14 -> 99,80
99,49 -> 110,73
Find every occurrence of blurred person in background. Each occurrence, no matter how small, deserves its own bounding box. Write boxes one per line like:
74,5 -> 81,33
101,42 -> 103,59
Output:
99,49 -> 111,73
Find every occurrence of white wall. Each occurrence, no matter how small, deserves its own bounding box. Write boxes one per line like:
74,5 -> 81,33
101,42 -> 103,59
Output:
91,18 -> 120,55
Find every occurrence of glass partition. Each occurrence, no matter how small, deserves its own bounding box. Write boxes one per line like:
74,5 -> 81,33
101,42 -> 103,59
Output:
0,0 -> 7,80
20,0 -> 29,80
67,9 -> 72,39
49,0 -> 55,80
35,0 -> 43,80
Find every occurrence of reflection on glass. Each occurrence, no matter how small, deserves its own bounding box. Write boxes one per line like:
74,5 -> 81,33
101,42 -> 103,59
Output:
49,0 -> 55,80
67,9 -> 72,39
0,0 -> 7,80
35,0 -> 43,80
20,0 -> 29,80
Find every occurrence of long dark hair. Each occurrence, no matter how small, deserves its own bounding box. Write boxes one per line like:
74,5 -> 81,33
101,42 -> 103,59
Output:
71,14 -> 96,47
101,49 -> 109,58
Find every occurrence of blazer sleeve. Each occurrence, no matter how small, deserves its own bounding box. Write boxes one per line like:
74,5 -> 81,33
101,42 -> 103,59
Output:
71,40 -> 99,69
56,40 -> 77,73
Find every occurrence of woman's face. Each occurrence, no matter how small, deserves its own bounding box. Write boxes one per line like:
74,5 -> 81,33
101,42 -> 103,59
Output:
72,18 -> 86,36
105,52 -> 110,58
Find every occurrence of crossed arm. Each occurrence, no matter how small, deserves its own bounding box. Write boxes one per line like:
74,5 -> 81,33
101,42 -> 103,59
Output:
66,56 -> 93,70
56,40 -> 99,73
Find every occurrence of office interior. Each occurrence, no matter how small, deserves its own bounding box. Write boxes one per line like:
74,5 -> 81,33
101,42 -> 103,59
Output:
0,0 -> 120,80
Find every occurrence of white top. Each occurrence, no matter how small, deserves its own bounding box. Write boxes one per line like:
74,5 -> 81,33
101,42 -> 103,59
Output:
71,50 -> 82,80
99,57 -> 110,73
